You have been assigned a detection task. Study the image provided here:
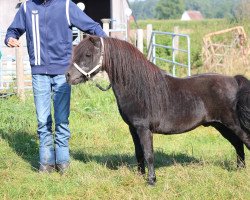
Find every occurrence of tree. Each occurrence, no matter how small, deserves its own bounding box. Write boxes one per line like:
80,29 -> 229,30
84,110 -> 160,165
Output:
155,0 -> 185,19
129,0 -> 159,20
185,0 -> 235,19
232,0 -> 250,22
129,0 -> 239,20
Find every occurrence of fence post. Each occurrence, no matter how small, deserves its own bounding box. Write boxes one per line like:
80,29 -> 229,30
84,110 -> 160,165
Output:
15,42 -> 25,101
146,24 -> 152,49
101,18 -> 111,36
152,33 -> 156,64
137,29 -> 144,53
173,26 -> 179,56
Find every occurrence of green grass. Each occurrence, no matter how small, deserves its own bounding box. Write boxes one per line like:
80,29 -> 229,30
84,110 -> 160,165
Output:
0,83 -> 249,199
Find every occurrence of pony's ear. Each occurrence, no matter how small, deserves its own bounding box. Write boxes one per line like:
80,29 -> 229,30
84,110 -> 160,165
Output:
89,36 -> 101,47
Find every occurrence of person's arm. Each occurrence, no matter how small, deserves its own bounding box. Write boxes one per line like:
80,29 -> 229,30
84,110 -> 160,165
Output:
69,2 -> 107,37
5,4 -> 26,47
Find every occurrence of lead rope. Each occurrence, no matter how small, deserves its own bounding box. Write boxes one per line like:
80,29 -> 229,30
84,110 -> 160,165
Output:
95,83 -> 112,91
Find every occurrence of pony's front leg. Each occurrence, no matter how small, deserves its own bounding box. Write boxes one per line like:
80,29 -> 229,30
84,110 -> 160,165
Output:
136,127 -> 156,185
129,126 -> 145,175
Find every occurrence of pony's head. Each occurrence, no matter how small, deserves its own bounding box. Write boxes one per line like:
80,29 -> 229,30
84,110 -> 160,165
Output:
66,35 -> 104,85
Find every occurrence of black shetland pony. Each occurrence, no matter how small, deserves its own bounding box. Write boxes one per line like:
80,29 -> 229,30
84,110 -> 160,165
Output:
66,35 -> 250,185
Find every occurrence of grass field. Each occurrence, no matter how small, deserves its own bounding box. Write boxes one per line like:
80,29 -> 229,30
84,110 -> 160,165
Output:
0,83 -> 249,199
131,19 -> 250,76
1,18 -> 250,199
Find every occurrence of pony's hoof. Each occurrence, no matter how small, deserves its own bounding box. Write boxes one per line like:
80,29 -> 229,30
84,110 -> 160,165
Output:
147,177 -> 156,186
237,162 -> 246,169
138,170 -> 146,176
137,166 -> 146,175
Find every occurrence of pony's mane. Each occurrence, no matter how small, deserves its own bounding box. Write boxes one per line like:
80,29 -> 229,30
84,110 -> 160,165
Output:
102,37 -> 169,113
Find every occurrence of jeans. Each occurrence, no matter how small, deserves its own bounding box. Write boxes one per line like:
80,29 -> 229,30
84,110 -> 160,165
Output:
32,74 -> 71,165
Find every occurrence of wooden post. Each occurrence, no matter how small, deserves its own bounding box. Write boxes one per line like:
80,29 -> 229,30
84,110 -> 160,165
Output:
15,42 -> 25,101
137,29 -> 144,53
101,18 -> 111,36
146,24 -> 153,49
126,18 -> 130,42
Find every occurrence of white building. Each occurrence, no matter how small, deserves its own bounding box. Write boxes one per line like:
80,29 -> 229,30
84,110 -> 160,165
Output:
181,10 -> 204,21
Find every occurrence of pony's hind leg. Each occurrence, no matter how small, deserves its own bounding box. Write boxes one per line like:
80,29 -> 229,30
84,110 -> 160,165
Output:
129,126 -> 145,175
135,127 -> 156,185
229,126 -> 250,150
214,124 -> 245,168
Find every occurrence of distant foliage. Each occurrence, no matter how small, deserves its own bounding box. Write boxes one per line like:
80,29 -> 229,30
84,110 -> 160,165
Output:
231,0 -> 250,22
129,0 -> 244,20
185,0 -> 235,19
128,0 -> 159,20
155,0 -> 185,19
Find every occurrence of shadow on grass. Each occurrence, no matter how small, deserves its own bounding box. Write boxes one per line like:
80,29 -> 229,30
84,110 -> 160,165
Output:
0,129 -> 239,172
71,150 -> 202,171
213,159 -> 238,171
0,129 -> 39,170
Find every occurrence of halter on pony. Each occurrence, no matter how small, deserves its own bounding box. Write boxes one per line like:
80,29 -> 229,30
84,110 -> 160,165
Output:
73,37 -> 111,91
73,37 -> 104,79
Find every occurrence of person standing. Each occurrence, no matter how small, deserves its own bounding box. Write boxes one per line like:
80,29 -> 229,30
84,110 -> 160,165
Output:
5,0 -> 106,173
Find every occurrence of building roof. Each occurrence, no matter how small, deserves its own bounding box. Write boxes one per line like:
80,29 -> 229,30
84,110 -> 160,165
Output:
182,10 -> 204,20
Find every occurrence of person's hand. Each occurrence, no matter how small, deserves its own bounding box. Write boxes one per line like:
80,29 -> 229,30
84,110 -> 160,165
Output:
7,37 -> 20,47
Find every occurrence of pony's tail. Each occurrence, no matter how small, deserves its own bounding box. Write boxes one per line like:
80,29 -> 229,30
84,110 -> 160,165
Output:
235,75 -> 250,136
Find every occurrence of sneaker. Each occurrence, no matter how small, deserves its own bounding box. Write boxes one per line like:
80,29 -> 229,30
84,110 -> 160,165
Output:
56,162 -> 70,174
39,164 -> 55,173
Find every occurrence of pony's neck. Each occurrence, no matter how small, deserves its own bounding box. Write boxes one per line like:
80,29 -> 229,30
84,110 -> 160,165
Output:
103,38 -> 162,85
102,38 -> 169,112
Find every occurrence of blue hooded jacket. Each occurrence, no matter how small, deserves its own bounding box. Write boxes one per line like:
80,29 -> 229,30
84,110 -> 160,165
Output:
5,0 -> 106,75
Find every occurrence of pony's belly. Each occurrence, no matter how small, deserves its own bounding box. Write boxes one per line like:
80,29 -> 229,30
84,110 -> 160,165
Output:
154,119 -> 202,134
155,126 -> 199,135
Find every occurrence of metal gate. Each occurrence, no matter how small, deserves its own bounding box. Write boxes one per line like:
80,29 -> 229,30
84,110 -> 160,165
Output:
147,31 -> 191,77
